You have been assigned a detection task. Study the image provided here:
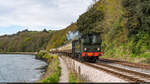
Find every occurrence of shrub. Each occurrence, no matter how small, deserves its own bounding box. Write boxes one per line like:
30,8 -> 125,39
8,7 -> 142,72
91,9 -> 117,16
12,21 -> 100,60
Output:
41,58 -> 61,83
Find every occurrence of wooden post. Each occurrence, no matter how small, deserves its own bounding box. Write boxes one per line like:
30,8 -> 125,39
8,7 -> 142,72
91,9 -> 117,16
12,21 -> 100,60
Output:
78,66 -> 81,82
71,60 -> 73,72
73,61 -> 75,72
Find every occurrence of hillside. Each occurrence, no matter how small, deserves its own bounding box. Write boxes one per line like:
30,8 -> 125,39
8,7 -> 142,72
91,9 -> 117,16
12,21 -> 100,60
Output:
0,23 -> 77,52
46,23 -> 77,50
76,0 -> 150,64
0,30 -> 53,52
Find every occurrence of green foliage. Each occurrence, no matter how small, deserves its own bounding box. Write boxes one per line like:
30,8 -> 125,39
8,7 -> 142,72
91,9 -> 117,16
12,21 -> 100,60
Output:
40,54 -> 61,83
42,62 -> 61,83
36,51 -> 48,58
122,0 -> 147,35
107,17 -> 124,42
77,2 -> 104,35
46,23 -> 77,50
36,51 -> 61,83
69,72 -> 78,83
122,0 -> 150,54
131,52 -> 150,58
36,50 -> 57,62
0,30 -> 52,52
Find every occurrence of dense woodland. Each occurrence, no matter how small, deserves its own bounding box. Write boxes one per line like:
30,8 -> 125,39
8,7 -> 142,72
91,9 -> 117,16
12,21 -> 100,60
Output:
0,0 -> 149,63
77,0 -> 150,63
0,29 -> 53,52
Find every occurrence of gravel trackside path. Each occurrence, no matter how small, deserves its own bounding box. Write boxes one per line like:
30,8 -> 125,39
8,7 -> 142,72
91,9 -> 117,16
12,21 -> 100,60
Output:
62,56 -> 127,83
59,56 -> 127,83
59,57 -> 69,83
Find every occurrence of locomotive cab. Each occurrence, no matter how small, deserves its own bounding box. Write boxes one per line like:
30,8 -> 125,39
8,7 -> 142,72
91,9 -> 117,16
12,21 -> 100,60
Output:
72,33 -> 102,62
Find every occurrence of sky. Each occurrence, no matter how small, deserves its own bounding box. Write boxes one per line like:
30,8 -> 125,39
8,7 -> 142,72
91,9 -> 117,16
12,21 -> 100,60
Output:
0,0 -> 95,35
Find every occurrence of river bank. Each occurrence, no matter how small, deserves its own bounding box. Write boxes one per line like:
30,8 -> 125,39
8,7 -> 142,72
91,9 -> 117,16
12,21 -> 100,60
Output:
0,52 -> 37,55
0,54 -> 46,82
0,51 -> 61,83
35,51 -> 61,83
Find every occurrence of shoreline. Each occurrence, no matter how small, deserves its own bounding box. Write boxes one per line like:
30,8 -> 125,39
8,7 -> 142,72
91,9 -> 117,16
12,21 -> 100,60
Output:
0,52 -> 49,83
0,52 -> 37,55
35,52 -> 61,83
34,53 -> 49,82
0,53 -> 46,83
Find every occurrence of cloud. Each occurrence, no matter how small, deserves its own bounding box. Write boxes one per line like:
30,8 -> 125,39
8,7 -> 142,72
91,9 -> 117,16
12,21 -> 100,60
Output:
0,0 -> 94,33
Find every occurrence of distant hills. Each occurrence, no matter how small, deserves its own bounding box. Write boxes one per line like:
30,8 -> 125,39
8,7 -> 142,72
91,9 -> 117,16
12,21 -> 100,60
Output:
0,23 -> 77,52
0,29 -> 53,52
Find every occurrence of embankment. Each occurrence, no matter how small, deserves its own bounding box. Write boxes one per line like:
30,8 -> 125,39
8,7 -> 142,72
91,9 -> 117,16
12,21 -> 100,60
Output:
35,51 -> 61,83
61,56 -> 126,82
0,52 -> 37,55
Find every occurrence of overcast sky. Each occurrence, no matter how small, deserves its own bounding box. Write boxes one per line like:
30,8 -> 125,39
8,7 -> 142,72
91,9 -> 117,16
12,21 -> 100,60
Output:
0,0 -> 94,35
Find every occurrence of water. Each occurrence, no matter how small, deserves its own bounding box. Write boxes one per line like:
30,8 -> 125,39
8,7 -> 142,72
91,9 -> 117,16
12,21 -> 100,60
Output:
0,54 -> 47,82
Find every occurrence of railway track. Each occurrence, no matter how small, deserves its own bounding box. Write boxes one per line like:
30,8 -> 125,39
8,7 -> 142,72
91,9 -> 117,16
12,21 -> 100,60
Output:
95,63 -> 150,82
50,51 -> 150,83
63,56 -> 149,82
76,60 -> 150,83
99,58 -> 150,70
83,63 -> 144,83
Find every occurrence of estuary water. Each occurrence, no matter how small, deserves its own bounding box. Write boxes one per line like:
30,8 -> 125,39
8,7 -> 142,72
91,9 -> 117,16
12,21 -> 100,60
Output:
0,54 -> 47,82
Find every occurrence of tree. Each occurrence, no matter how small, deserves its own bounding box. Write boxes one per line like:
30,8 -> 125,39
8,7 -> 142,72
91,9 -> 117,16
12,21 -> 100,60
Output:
77,7 -> 104,35
43,29 -> 48,33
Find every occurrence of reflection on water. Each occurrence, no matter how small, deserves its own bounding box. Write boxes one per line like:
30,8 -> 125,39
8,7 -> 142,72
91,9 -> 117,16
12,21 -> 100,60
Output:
0,54 -> 47,82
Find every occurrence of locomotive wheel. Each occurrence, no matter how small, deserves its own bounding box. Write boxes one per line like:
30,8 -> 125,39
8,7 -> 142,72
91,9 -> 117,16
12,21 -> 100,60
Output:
74,53 -> 78,59
80,56 -> 84,62
92,58 -> 96,62
89,57 -> 97,63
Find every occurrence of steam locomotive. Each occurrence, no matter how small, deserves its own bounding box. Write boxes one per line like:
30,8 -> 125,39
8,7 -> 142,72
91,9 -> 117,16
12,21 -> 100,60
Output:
50,33 -> 102,62
72,33 -> 102,62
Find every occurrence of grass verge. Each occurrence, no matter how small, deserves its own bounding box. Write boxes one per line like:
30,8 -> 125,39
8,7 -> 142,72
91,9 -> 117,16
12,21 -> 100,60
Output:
69,72 -> 79,83
69,69 -> 88,83
36,50 -> 61,83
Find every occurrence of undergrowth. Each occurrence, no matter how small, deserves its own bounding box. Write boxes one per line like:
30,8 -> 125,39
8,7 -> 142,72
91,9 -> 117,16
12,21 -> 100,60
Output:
36,51 -> 61,83
69,72 -> 79,83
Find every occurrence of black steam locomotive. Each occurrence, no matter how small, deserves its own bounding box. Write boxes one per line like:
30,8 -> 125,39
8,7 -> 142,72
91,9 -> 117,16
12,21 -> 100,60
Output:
72,33 -> 102,62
